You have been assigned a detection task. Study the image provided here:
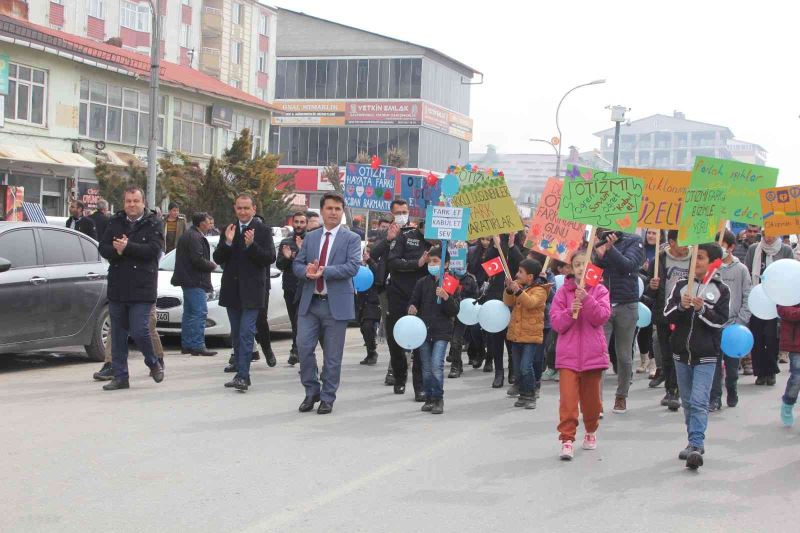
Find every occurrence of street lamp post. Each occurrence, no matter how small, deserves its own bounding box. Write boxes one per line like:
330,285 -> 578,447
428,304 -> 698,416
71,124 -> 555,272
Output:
529,138 -> 559,177
554,79 -> 606,177
607,105 -> 630,173
146,0 -> 162,209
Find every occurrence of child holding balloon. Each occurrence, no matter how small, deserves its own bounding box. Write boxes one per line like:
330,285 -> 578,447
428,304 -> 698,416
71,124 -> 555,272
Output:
550,250 -> 611,461
408,246 -> 460,414
664,243 -> 730,470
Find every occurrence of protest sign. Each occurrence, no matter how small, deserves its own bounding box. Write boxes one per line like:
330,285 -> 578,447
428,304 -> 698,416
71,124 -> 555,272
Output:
449,166 -> 524,240
343,163 -> 398,211
424,205 -> 471,241
558,164 -> 645,231
760,185 -> 800,237
678,187 -> 728,245
400,174 -> 441,218
619,167 -> 691,230
688,157 -> 778,225
447,242 -> 468,270
525,177 -> 585,261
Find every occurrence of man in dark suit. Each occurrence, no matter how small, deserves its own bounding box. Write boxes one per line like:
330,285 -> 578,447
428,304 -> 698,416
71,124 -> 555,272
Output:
90,199 -> 111,241
213,193 -> 275,392
293,193 -> 361,414
97,186 -> 164,390
67,200 -> 97,240
276,211 -> 308,366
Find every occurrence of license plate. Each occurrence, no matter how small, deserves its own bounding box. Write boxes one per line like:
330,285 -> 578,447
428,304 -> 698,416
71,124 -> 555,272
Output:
157,312 -> 169,322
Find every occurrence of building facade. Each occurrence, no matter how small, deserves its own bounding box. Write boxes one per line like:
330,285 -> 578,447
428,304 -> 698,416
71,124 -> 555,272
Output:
594,111 -> 767,170
269,9 -> 478,191
0,14 -> 275,216
21,0 -> 277,101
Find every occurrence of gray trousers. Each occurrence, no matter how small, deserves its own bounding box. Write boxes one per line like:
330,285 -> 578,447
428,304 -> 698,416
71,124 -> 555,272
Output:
603,302 -> 639,398
297,297 -> 349,404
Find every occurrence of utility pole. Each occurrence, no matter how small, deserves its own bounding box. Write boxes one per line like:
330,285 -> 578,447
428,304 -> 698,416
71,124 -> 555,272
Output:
554,79 -> 606,177
147,0 -> 162,209
607,105 -> 629,173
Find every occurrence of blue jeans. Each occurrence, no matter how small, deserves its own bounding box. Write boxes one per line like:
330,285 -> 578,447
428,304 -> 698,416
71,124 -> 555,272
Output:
418,340 -> 448,400
181,288 -> 208,350
511,342 -> 538,394
109,301 -> 159,380
227,307 -> 259,381
782,352 -> 800,405
675,361 -> 716,448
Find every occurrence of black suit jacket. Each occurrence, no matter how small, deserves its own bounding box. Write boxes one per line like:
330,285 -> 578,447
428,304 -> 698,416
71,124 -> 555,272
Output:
213,219 -> 275,309
67,216 -> 97,240
90,211 -> 110,242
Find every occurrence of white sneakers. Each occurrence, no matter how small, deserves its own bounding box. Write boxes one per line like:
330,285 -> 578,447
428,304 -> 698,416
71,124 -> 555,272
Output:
582,433 -> 597,450
559,441 -> 574,460
561,434 -> 597,460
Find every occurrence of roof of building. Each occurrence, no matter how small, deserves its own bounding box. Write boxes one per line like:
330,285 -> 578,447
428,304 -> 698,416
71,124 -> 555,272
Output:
728,138 -> 767,152
593,113 -> 734,137
276,8 -> 481,77
0,15 -> 279,111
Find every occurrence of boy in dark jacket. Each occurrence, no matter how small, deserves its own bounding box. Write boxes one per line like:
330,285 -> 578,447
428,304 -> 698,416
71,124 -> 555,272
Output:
777,304 -> 800,427
409,246 -> 459,414
447,260 -> 479,378
664,243 -> 730,470
358,244 -> 383,366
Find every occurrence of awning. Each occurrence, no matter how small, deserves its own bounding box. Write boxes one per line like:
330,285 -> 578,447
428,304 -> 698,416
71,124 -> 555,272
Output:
105,150 -> 144,168
0,145 -> 94,169
22,202 -> 48,224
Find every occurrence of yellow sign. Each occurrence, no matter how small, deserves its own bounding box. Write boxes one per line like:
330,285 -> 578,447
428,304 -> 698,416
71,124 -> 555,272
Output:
450,166 -> 524,240
620,167 -> 691,230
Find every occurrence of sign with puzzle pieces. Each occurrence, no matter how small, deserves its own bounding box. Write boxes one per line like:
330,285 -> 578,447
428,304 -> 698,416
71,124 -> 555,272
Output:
343,163 -> 399,211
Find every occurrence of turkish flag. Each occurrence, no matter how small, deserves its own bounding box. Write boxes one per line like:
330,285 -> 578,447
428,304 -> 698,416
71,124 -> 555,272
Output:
442,274 -> 460,295
584,263 -> 604,287
702,258 -> 723,285
481,257 -> 504,277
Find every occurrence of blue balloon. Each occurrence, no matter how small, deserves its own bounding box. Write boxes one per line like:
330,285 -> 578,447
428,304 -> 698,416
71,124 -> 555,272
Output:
393,315 -> 428,350
478,299 -> 511,333
636,302 -> 652,328
554,274 -> 565,290
353,266 -> 374,292
441,174 -> 460,197
458,298 -> 481,325
721,324 -> 754,358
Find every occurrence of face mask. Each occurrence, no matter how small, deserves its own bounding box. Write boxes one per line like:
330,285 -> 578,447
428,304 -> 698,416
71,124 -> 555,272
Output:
451,268 -> 466,278
428,265 -> 441,277
394,214 -> 409,227
722,249 -> 729,260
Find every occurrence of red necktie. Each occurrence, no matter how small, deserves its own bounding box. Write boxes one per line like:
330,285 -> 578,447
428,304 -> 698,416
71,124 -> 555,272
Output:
316,232 -> 331,293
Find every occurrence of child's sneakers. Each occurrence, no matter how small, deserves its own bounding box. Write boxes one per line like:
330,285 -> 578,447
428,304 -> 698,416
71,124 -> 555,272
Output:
781,402 -> 795,427
582,433 -> 597,450
559,441 -> 574,461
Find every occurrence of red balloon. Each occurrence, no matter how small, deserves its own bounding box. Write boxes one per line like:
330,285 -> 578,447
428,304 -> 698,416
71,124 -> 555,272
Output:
426,176 -> 438,186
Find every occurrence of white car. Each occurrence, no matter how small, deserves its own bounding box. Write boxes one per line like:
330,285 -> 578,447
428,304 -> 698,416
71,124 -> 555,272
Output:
155,233 -> 291,344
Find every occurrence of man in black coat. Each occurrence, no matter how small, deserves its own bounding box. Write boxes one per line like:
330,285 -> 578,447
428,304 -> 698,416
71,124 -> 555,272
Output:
172,212 -> 218,357
66,200 -> 97,240
90,199 -> 111,241
213,194 -> 275,391
276,211 -> 308,366
97,186 -> 164,390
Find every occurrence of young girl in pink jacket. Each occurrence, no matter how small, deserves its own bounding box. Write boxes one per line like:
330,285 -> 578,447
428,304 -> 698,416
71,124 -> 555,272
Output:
550,250 -> 612,460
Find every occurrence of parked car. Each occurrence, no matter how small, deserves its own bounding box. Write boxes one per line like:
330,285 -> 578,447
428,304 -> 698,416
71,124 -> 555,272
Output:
0,222 -> 110,361
155,232 -> 291,344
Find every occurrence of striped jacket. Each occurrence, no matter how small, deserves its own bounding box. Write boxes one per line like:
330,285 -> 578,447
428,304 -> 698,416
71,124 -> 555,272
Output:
664,274 -> 730,365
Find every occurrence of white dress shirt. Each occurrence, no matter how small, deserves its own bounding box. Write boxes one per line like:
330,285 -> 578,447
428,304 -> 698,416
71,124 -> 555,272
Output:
316,224 -> 341,295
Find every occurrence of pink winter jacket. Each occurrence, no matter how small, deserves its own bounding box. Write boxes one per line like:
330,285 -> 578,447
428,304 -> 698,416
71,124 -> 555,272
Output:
551,276 -> 612,372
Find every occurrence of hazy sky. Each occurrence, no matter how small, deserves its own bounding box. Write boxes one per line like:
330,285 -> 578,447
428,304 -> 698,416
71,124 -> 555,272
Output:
274,0 -> 797,185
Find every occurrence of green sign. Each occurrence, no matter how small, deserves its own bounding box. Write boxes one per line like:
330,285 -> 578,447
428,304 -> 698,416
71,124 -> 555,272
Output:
688,156 -> 778,225
0,54 -> 8,96
558,164 -> 644,231
678,187 -> 728,245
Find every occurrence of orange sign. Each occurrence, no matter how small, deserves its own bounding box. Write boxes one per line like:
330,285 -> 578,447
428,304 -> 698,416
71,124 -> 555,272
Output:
525,177 -> 585,261
761,185 -> 800,237
620,167 -> 691,230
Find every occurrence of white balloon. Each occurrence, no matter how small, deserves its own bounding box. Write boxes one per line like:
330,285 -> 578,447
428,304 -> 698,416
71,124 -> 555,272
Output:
458,298 -> 481,325
478,299 -> 511,333
392,316 -> 428,350
554,274 -> 565,290
749,284 -> 778,320
762,259 -> 800,306
638,277 -> 644,298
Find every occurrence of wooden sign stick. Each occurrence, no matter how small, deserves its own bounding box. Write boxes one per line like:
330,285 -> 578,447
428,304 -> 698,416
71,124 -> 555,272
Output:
686,246 -> 699,295
542,256 -> 551,273
653,230 -> 661,277
495,241 -> 513,279
573,226 -> 598,319
717,220 -> 727,245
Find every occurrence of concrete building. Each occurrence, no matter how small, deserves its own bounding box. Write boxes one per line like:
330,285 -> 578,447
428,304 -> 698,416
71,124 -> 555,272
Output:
0,14 -> 276,216
269,9 -> 479,205
594,111 -> 767,170
20,0 -> 277,102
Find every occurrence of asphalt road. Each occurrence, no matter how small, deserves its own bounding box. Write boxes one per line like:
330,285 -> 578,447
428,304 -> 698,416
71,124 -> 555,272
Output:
2,332 -> 798,533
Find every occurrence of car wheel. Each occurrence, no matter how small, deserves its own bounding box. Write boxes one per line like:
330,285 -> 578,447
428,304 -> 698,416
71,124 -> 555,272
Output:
85,305 -> 111,362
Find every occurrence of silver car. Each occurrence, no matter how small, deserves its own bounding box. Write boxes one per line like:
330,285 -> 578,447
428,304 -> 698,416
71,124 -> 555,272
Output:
154,234 -> 291,344
0,222 -> 111,361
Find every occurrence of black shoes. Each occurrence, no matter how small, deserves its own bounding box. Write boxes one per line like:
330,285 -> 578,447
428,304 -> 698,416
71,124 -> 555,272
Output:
317,401 -> 333,414
431,399 -> 444,414
709,398 -> 722,412
492,374 -> 504,389
360,350 -> 378,365
448,365 -> 462,378
103,378 -> 130,391
649,369 -> 665,388
393,383 -> 406,394
181,347 -> 192,354
93,363 -> 114,381
265,348 -> 277,368
470,357 -> 482,369
287,349 -> 299,366
664,391 -> 681,411
755,376 -> 766,385
191,347 -> 218,357
224,376 -> 249,391
414,392 -> 427,402
299,394 -> 321,412
685,448 -> 704,470
421,400 -> 434,412
678,445 -> 705,460
149,364 -> 164,383
508,371 -> 516,385
515,394 -> 536,409
384,369 -> 395,386
483,360 -> 494,373
251,351 -> 261,361
727,386 -> 739,407
224,364 -> 237,373
766,375 -> 776,386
